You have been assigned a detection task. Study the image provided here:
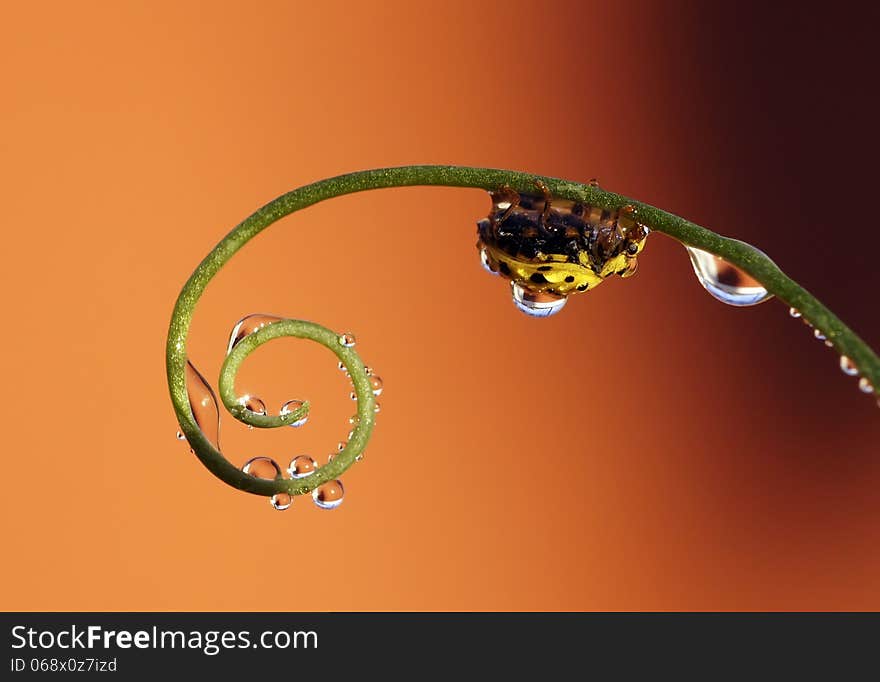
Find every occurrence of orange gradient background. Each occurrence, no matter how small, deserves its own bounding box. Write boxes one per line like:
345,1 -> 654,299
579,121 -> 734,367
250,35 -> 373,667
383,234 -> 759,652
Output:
1,1 -> 878,611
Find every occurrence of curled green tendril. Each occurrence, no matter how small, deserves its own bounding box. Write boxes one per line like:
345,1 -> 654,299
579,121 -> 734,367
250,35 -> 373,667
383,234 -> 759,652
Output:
167,165 -> 880,498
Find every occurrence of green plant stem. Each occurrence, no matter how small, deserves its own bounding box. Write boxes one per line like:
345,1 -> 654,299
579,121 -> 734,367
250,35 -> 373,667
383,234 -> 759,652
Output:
167,166 -> 879,498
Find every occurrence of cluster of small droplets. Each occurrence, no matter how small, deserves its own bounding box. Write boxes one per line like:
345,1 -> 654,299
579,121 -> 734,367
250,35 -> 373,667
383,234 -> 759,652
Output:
239,454 -> 346,511
179,317 -> 386,512
790,307 -> 876,405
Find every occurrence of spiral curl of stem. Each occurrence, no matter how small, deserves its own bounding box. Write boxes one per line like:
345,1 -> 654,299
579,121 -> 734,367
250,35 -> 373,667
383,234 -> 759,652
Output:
166,166 -> 880,498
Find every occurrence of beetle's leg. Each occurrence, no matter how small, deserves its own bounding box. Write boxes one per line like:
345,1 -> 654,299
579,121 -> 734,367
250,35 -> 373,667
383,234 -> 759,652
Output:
493,184 -> 520,226
534,180 -> 552,226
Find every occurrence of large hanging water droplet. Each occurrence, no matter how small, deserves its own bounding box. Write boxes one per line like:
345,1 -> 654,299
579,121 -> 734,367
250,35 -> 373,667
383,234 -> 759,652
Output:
287,455 -> 317,479
339,332 -> 356,347
271,493 -> 291,511
312,480 -> 345,510
369,375 -> 384,396
511,282 -> 568,318
840,356 -> 859,377
280,399 -> 308,427
685,243 -> 773,306
185,359 -> 221,449
242,456 -> 282,480
226,314 -> 283,354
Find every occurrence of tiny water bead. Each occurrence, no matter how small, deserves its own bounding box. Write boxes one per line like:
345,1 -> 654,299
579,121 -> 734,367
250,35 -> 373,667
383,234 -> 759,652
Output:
280,399 -> 308,427
337,361 -> 347,371
240,395 -> 267,415
814,329 -> 827,342
349,414 -> 360,425
226,314 -> 283,354
242,456 -> 282,480
789,307 -> 802,318
312,480 -> 345,510
369,375 -> 384,396
511,282 -> 567,318
350,391 -> 358,401
287,455 -> 317,479
338,332 -> 356,347
840,356 -> 859,377
685,242 -> 774,306
271,493 -> 292,511
176,431 -> 185,441
859,378 -> 875,394
185,359 -> 221,449
337,441 -> 347,452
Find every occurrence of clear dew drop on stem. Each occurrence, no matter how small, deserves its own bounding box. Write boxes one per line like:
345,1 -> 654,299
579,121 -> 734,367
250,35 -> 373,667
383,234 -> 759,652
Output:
511,282 -> 568,318
271,493 -> 291,511
369,375 -> 384,396
859,378 -> 875,394
240,395 -> 267,416
176,431 -> 186,441
312,480 -> 345,510
685,242 -> 774,306
185,359 -> 221,449
241,456 -> 282,480
840,356 -> 859,377
280,399 -> 308,427
287,455 -> 317,479
226,314 -> 283,355
339,332 -> 356,347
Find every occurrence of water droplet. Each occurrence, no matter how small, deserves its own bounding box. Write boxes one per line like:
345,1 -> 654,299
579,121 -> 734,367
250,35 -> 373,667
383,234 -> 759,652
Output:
280,400 -> 308,427
339,332 -> 356,348
227,314 -> 283,354
337,361 -> 347,371
789,307 -> 802,318
479,248 -> 498,276
511,282 -> 568,318
369,375 -> 384,396
185,359 -> 221,449
271,493 -> 291,511
242,457 -> 282,480
337,441 -> 346,452
840,356 -> 859,376
349,414 -> 360,425
240,395 -> 267,415
350,391 -> 358,401
859,378 -> 875,394
685,243 -> 773,306
588,178 -> 600,187
814,329 -> 826,341
312,480 -> 345,510
355,452 -> 365,462
348,430 -> 355,440
287,455 -> 317,479
176,431 -> 186,441
374,403 -> 381,413
364,366 -> 374,376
